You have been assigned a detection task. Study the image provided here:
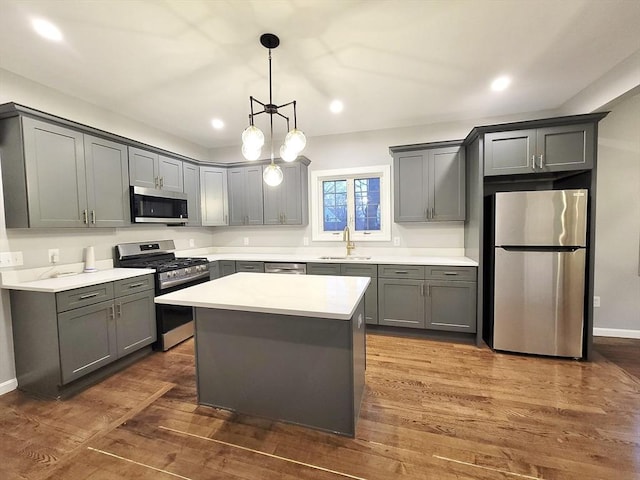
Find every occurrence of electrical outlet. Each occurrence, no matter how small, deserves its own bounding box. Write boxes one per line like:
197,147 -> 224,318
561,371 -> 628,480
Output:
11,251 -> 23,266
243,237 -> 249,246
48,248 -> 60,264
0,251 -> 24,267
0,252 -> 11,266
393,236 -> 400,246
593,296 -> 601,308
189,238 -> 195,248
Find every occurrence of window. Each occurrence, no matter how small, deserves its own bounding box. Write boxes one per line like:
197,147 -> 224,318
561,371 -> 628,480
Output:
311,165 -> 391,241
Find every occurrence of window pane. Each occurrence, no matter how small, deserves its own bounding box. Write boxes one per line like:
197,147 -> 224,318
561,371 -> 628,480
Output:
323,180 -> 347,231
354,177 -> 381,231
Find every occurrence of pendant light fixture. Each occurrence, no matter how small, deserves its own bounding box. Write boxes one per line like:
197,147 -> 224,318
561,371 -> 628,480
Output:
241,33 -> 306,187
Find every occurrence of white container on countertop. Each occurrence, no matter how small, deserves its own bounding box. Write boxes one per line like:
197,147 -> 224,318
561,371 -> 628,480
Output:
83,246 -> 97,273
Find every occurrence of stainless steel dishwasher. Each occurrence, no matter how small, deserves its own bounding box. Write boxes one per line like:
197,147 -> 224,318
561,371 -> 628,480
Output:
264,262 -> 307,274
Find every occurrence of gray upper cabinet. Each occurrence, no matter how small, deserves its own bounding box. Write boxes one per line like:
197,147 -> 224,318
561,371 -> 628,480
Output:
200,166 -> 228,226
183,162 -> 201,226
84,135 -> 130,227
128,147 -> 183,192
392,143 -> 465,222
0,116 -> 129,228
263,162 -> 309,225
484,123 -> 595,176
228,165 -> 264,226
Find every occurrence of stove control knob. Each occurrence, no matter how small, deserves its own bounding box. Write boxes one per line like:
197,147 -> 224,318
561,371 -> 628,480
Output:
185,267 -> 192,274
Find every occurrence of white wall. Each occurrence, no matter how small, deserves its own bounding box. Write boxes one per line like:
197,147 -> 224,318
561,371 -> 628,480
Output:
593,93 -> 640,336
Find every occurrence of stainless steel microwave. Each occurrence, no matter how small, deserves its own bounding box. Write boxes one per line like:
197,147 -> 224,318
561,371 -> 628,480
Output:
130,186 -> 188,224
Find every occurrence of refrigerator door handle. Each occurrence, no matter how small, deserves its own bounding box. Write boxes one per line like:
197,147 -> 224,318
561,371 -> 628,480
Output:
500,245 -> 581,253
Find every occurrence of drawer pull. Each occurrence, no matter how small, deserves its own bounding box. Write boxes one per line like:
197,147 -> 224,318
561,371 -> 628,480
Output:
128,282 -> 145,288
443,271 -> 459,276
394,270 -> 409,274
79,292 -> 100,299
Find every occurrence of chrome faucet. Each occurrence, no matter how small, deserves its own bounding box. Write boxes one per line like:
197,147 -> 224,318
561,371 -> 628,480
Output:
343,226 -> 356,256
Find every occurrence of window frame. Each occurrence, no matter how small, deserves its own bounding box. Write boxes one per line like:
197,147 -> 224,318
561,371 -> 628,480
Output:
310,165 -> 391,242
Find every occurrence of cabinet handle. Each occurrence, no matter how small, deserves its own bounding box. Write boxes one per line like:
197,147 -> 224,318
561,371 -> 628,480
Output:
430,207 -> 434,220
160,177 -> 164,188
424,207 -> 428,220
420,283 -> 424,296
539,154 -> 544,169
128,282 -> 145,288
394,270 -> 409,274
91,210 -> 96,224
154,176 -> 159,188
83,209 -> 88,224
224,214 -> 228,224
443,271 -> 459,276
109,305 -> 115,319
531,155 -> 536,170
427,284 -> 431,296
116,303 -> 122,317
79,292 -> 100,299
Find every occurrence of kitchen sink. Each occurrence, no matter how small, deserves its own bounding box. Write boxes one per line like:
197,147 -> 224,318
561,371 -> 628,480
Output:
318,256 -> 372,260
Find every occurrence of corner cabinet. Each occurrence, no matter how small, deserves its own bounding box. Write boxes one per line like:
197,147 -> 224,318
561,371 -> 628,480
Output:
227,165 -> 264,225
200,166 -> 228,226
484,123 -> 595,176
10,274 -> 156,398
128,146 -> 184,192
263,162 -> 309,225
0,115 -> 130,228
391,142 -> 465,222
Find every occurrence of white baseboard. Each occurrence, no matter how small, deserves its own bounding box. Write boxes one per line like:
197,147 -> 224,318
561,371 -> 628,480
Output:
0,378 -> 17,396
593,327 -> 640,339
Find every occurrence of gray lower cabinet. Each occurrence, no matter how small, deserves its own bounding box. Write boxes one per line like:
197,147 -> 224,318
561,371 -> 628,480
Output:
378,265 -> 477,333
341,264 -> 378,325
219,260 -> 236,277
128,147 -> 184,192
0,116 -> 130,228
484,123 -> 595,176
209,261 -> 220,280
263,162 -> 309,225
200,166 -> 228,226
10,274 -> 155,397
228,165 -> 264,225
306,263 -> 341,276
183,162 -> 201,226
391,143 -> 465,222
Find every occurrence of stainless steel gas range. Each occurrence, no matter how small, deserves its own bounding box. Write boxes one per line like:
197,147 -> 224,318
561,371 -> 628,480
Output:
114,240 -> 209,351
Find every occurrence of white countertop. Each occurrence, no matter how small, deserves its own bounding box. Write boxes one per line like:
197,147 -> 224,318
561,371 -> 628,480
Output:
155,272 -> 370,320
1,268 -> 155,293
199,253 -> 478,266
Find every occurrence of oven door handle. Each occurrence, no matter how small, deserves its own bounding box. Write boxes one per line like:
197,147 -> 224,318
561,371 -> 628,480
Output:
158,271 -> 210,290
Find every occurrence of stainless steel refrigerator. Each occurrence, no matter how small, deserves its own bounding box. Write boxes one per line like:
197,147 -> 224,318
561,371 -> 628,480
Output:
492,189 -> 588,358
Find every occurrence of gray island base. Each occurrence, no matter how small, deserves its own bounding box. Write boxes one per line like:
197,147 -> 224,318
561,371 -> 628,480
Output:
154,272 -> 369,437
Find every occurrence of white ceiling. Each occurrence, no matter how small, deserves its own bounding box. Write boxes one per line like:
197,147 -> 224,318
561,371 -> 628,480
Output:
0,0 -> 639,150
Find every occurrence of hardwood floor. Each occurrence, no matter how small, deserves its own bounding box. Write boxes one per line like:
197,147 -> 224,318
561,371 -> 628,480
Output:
593,336 -> 640,381
1,334 -> 639,480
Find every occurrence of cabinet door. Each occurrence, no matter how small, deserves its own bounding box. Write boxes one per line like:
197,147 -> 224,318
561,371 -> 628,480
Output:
183,162 -> 201,226
158,155 -> 183,192
58,300 -> 117,384
200,167 -> 228,226
128,146 -> 158,188
115,290 -> 156,357
425,281 -> 476,333
262,170 -> 282,225
537,123 -> 594,172
209,261 -> 221,280
84,135 -> 130,227
378,278 -> 425,328
430,146 -> 465,221
219,260 -> 236,277
484,129 -> 536,176
22,117 -> 88,228
245,165 -> 264,225
227,167 -> 246,225
264,162 -> 305,225
393,152 -> 428,222
307,263 -> 341,275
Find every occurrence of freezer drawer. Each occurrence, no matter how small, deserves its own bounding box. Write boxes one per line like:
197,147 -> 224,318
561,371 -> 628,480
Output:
493,248 -> 585,358
495,189 -> 587,247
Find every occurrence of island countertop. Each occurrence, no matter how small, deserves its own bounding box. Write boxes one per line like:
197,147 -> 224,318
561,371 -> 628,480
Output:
155,272 -> 370,320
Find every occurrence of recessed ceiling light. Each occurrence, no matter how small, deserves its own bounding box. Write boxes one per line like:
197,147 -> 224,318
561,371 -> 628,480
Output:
211,118 -> 224,130
491,75 -> 511,92
329,100 -> 344,114
31,18 -> 63,42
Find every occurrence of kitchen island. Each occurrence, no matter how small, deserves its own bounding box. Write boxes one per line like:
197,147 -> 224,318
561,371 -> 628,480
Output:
155,272 -> 369,437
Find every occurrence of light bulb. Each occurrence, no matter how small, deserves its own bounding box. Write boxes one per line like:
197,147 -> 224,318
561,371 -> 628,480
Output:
241,144 -> 261,161
263,163 -> 283,186
279,144 -> 297,162
284,128 -> 306,154
241,125 -> 264,149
